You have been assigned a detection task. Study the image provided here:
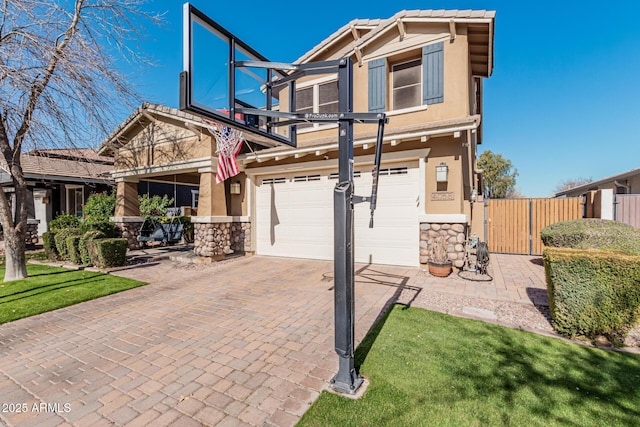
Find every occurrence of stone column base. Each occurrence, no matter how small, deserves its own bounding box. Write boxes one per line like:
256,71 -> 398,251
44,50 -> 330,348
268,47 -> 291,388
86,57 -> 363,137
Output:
111,217 -> 145,250
193,219 -> 251,259
420,222 -> 467,269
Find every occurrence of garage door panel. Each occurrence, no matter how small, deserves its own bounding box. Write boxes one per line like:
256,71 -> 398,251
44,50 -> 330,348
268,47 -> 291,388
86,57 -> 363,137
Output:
256,163 -> 419,266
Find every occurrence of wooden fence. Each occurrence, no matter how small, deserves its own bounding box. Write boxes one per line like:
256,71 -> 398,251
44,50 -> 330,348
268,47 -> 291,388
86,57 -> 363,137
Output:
615,194 -> 640,229
486,198 -> 583,255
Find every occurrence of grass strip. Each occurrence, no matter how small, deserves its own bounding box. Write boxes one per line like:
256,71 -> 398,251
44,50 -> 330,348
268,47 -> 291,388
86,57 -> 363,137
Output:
299,305 -> 640,427
0,264 -> 146,324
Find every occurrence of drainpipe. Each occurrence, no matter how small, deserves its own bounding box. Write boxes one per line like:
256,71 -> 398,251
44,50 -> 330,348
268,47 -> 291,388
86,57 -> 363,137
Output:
614,180 -> 630,194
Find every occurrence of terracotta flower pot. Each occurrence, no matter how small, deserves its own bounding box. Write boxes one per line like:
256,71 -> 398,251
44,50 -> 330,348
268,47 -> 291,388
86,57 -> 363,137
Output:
428,260 -> 452,277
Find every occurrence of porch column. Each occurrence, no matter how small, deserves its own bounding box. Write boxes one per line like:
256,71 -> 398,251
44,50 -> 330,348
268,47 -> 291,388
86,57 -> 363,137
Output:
112,177 -> 144,250
197,168 -> 227,216
115,177 -> 140,217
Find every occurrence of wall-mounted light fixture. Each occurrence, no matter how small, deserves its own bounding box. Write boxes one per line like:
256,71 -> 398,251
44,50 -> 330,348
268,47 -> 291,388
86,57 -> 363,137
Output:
435,162 -> 448,183
230,181 -> 241,195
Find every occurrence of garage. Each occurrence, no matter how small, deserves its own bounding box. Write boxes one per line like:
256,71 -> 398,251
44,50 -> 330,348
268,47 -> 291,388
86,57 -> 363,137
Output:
254,161 -> 419,266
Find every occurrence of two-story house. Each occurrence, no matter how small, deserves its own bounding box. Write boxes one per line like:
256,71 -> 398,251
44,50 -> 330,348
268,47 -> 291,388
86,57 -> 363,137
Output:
100,9 -> 495,268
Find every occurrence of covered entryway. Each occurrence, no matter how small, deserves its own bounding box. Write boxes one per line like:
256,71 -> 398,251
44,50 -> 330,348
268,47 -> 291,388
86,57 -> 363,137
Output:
255,161 -> 420,266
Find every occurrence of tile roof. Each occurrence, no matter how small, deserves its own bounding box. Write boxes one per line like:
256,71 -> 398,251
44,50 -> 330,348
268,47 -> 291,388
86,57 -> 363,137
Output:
0,154 -> 113,183
296,9 -> 495,65
29,148 -> 113,164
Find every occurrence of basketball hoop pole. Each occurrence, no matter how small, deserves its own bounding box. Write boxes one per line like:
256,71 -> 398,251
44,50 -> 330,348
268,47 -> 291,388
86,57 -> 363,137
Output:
330,57 -> 363,394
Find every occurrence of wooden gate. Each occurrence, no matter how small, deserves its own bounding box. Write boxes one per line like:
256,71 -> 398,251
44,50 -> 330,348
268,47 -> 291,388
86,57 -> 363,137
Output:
486,198 -> 583,255
615,194 -> 640,228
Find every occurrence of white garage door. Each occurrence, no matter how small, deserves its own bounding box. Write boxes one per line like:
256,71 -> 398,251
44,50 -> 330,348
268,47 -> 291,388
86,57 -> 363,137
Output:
255,162 -> 419,266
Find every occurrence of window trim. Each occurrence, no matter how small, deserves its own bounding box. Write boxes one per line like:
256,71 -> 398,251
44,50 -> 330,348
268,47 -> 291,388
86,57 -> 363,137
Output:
65,185 -> 84,217
191,189 -> 199,208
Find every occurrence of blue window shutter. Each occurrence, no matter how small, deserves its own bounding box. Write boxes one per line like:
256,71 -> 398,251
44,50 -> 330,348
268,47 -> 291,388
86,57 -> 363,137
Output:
368,58 -> 386,112
423,42 -> 444,105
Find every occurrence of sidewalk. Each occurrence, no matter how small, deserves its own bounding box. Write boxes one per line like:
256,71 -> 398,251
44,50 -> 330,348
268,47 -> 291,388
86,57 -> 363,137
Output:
400,253 -> 555,334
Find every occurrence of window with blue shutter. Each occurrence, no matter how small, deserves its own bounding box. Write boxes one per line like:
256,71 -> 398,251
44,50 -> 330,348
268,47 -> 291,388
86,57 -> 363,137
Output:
368,58 -> 386,112
422,42 -> 444,105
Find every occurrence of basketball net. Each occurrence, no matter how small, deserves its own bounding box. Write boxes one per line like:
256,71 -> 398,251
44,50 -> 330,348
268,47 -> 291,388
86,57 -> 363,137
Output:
202,118 -> 244,184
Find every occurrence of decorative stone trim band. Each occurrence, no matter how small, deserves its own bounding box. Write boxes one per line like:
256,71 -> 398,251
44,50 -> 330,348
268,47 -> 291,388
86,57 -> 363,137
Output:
191,216 -> 250,224
420,222 -> 467,269
110,216 -> 146,223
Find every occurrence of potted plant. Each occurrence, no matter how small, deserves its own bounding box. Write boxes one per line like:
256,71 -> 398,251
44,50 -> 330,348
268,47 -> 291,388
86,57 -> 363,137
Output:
428,236 -> 452,277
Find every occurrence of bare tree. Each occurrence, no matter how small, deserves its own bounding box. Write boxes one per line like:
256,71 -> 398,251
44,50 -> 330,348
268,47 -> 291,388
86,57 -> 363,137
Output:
555,177 -> 593,193
506,188 -> 526,199
0,0 -> 161,281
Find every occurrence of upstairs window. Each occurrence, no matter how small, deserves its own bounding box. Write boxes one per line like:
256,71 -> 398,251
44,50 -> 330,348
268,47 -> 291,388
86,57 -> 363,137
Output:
392,59 -> 422,110
295,78 -> 338,130
368,41 -> 444,112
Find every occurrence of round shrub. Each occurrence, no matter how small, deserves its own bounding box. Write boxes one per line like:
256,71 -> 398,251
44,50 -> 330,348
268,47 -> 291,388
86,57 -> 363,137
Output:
541,219 -> 640,254
79,230 -> 107,266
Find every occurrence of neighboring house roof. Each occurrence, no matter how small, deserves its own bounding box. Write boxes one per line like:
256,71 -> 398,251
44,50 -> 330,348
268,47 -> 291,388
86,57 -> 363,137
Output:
29,148 -> 113,165
297,9 -> 495,77
555,167 -> 640,197
0,153 -> 114,185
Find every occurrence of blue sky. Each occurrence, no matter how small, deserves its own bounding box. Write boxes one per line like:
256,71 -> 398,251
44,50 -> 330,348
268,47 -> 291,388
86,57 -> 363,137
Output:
131,0 -> 640,197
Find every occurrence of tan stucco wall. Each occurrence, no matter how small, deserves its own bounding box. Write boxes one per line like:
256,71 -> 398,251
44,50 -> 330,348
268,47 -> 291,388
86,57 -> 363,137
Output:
198,171 -> 227,216
279,26 -> 473,148
424,136 -> 465,215
226,172 -> 248,217
115,121 -> 213,170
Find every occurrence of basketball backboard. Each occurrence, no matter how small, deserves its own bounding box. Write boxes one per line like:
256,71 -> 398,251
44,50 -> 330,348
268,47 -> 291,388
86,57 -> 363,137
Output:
180,3 -> 296,148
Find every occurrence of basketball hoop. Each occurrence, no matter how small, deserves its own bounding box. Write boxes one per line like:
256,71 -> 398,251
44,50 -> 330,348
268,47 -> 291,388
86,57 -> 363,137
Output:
202,118 -> 244,183
202,118 -> 244,156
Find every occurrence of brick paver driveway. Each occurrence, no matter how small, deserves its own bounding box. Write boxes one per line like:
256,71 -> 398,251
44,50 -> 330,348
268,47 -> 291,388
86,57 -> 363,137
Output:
0,257 -> 411,426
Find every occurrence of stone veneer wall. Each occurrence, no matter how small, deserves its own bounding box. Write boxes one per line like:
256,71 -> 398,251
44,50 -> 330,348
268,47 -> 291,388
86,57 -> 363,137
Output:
194,221 -> 251,258
114,221 -> 144,250
0,220 -> 40,247
419,222 -> 467,269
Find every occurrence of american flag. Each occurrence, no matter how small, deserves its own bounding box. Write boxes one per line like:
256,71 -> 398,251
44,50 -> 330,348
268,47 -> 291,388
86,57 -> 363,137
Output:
216,126 -> 243,183
202,119 -> 244,184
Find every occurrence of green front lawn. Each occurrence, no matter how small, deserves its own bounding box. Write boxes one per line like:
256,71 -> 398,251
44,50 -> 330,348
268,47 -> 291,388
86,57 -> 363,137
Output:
0,263 -> 146,324
299,305 -> 640,427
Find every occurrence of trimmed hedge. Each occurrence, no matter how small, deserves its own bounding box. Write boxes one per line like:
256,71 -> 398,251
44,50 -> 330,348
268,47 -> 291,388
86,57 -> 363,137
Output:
541,219 -> 640,254
54,228 -> 82,260
543,247 -> 640,345
42,232 -> 58,260
66,235 -> 82,265
88,238 -> 128,268
79,230 -> 107,266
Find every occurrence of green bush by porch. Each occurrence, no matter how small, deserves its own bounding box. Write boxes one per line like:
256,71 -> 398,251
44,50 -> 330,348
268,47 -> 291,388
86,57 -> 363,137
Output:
53,228 -> 81,260
42,232 -> 58,260
543,247 -> 640,344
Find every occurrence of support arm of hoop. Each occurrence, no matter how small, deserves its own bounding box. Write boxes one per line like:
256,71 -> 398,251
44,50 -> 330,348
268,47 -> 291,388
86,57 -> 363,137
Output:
236,108 -> 387,125
368,118 -> 385,228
